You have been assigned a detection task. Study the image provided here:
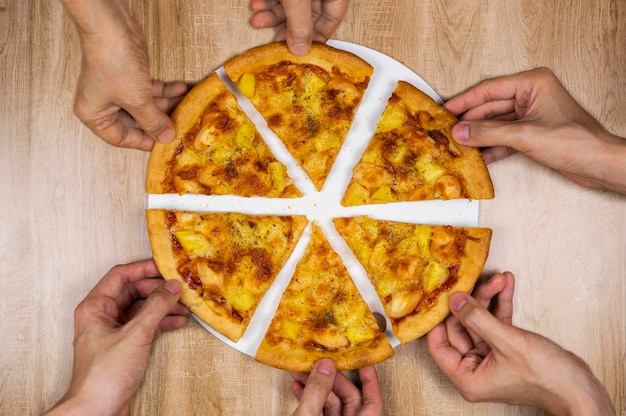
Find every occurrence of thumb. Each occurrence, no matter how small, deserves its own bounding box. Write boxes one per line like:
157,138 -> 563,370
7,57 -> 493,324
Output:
294,359 -> 337,415
449,292 -> 511,351
129,280 -> 182,337
128,100 -> 175,144
452,120 -> 531,163
452,119 -> 533,150
280,0 -> 313,56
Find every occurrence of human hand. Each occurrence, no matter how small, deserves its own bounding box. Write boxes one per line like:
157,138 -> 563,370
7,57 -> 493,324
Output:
249,0 -> 348,55
427,272 -> 614,415
444,67 -> 626,193
290,358 -> 383,416
45,260 -> 190,416
63,0 -> 188,150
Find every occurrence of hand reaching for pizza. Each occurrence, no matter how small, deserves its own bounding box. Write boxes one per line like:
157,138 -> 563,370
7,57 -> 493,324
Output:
44,260 -> 190,416
61,0 -> 188,150
444,67 -> 626,194
290,359 -> 383,416
427,272 -> 615,416
249,0 -> 348,55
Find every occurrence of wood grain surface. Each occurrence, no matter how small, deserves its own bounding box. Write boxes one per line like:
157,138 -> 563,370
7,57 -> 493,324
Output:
1,1 -> 624,415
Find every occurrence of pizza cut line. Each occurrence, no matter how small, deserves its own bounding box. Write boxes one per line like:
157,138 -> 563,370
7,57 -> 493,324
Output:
146,41 -> 494,371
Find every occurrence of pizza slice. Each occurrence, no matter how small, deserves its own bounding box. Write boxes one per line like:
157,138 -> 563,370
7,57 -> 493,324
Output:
341,81 -> 494,206
146,72 -> 301,198
223,42 -> 373,191
334,216 -> 491,344
146,209 -> 308,342
255,224 -> 394,371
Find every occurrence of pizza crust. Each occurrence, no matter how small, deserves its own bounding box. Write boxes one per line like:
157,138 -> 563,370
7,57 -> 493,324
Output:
146,73 -> 226,194
255,336 -> 394,372
223,41 -> 373,85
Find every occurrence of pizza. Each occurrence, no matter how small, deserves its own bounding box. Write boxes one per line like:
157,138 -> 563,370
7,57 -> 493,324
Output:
146,209 -> 307,342
342,81 -> 494,205
146,41 -> 494,371
223,42 -> 373,191
146,72 -> 300,198
334,216 -> 491,344
255,224 -> 394,371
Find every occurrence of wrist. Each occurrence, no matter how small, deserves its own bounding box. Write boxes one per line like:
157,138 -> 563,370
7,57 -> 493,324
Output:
61,0 -> 136,38
592,132 -> 626,194
536,354 -> 615,416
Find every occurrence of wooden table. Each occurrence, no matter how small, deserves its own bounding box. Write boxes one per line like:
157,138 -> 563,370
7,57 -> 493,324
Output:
1,1 -> 624,415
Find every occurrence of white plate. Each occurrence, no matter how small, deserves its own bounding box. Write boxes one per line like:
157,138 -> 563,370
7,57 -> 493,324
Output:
148,41 -> 479,356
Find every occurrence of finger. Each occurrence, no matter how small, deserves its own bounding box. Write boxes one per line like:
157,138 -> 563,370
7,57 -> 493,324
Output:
443,313 -> 475,356
472,274 -> 507,309
426,322 -> 464,377
82,109 -> 158,151
279,0 -> 314,55
449,292 -> 513,356
457,99 -> 517,121
327,371 -> 363,415
480,145 -> 517,164
492,271 -> 515,325
443,71 -> 534,116
311,0 -> 348,42
124,98 -> 175,145
357,366 -> 384,414
127,280 -> 183,337
124,295 -> 191,322
152,80 -> 188,114
249,1 -> 286,28
88,260 -> 160,300
293,359 -> 337,415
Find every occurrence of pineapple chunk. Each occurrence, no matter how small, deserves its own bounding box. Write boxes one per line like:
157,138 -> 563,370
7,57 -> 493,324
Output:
370,185 -> 394,203
177,147 -> 206,167
369,240 -> 390,271
268,161 -> 287,193
235,122 -> 256,149
346,323 -> 375,344
342,182 -> 369,206
304,72 -> 327,98
414,225 -> 432,255
227,288 -> 255,312
376,105 -> 406,133
281,320 -> 300,341
423,260 -> 449,292
172,230 -> 210,255
238,73 -> 256,98
388,142 -> 408,165
377,275 -> 400,298
359,216 -> 380,239
313,131 -> 340,152
419,161 -> 446,183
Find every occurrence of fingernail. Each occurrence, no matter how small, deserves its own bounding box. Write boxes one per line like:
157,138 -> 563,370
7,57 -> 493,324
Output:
452,123 -> 470,142
164,280 -> 181,295
158,127 -> 174,143
314,358 -> 335,376
290,42 -> 309,56
450,293 -> 469,313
